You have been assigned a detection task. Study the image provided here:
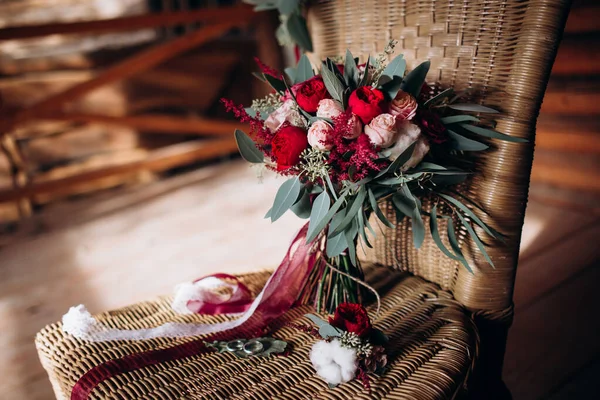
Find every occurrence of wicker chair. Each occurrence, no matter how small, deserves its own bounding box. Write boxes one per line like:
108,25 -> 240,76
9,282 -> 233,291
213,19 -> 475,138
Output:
35,1 -> 570,399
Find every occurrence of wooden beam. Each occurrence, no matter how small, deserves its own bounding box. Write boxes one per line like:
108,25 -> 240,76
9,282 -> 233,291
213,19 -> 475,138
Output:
0,19 -> 250,133
536,119 -> 600,153
0,5 -> 253,41
552,35 -> 600,75
531,154 -> 600,192
43,113 -> 247,136
540,91 -> 600,116
0,139 -> 239,203
564,6 -> 600,33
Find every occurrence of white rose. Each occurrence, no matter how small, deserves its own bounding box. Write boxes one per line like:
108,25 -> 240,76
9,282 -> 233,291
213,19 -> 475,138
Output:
264,99 -> 304,133
307,120 -> 333,151
316,99 -> 343,119
344,113 -> 362,139
364,113 -> 397,148
310,339 -> 358,386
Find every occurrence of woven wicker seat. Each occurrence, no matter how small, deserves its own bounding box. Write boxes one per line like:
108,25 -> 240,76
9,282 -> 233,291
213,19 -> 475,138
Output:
36,268 -> 477,399
36,1 -> 570,399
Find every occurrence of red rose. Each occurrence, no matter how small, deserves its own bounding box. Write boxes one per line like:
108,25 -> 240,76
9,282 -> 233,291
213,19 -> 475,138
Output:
271,125 -> 308,171
294,76 -> 330,113
416,109 -> 448,144
348,87 -> 385,124
329,302 -> 372,338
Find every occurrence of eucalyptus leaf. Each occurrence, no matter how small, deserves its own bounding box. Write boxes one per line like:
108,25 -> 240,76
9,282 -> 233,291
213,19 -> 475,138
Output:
284,66 -> 296,82
287,12 -> 313,51
344,49 -> 358,88
330,187 -> 367,236
306,191 -> 349,244
438,193 -> 502,239
423,87 -> 454,106
356,208 -> 372,248
430,205 -> 460,261
304,313 -> 327,328
319,323 -> 342,338
440,115 -> 480,124
456,213 -> 495,268
264,74 -> 287,94
446,218 -> 473,273
401,185 -> 425,248
368,188 -> 395,228
327,229 -> 349,257
375,142 -> 417,178
271,177 -> 302,222
447,129 -> 489,151
234,129 -> 264,163
277,0 -> 299,15
380,54 -> 406,81
358,56 -> 370,87
291,188 -> 312,219
380,76 -> 404,101
252,72 -> 267,82
460,124 -> 528,143
264,207 -> 272,219
306,191 -> 330,242
321,61 -> 346,103
448,103 -> 499,113
295,54 -> 315,83
400,60 -> 430,98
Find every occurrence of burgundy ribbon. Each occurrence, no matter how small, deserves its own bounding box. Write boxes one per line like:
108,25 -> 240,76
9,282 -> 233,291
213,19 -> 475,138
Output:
71,223 -> 318,399
186,273 -> 253,315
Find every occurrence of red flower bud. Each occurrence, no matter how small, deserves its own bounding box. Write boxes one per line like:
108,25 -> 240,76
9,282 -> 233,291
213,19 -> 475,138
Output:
271,125 -> 308,171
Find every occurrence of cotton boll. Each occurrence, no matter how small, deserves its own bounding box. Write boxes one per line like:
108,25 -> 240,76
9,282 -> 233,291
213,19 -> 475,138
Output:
310,339 -> 358,386
310,340 -> 334,365
401,137 -> 430,171
330,340 -> 358,382
316,364 -> 344,386
388,121 -> 422,161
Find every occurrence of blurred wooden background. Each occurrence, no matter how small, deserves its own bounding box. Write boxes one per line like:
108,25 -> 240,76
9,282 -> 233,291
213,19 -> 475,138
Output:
0,1 -> 598,399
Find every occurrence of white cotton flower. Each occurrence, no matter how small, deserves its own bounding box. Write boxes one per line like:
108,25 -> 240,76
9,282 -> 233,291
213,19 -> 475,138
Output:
387,121 -> 430,170
310,339 -> 358,386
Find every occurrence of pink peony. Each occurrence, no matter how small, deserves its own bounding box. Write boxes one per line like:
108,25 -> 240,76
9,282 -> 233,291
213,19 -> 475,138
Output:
264,99 -> 304,133
389,90 -> 418,121
344,113 -> 362,139
316,99 -> 344,119
308,120 -> 334,151
364,113 -> 397,148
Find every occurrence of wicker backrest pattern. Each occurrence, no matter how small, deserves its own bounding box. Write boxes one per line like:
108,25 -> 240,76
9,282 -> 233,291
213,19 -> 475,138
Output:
308,0 -> 570,313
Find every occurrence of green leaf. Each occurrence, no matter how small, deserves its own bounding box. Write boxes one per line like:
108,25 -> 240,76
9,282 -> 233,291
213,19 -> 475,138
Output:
324,173 -> 338,201
368,188 -> 395,228
446,218 -> 473,273
400,60 -> 430,98
306,191 -> 330,242
401,185 -> 425,248
448,103 -> 498,113
252,72 -> 267,82
304,313 -> 327,328
330,187 -> 367,236
234,129 -> 264,163
456,213 -> 495,268
447,129 -> 489,151
375,142 -> 417,179
291,188 -> 312,219
287,12 -> 313,52
271,177 -> 302,222
440,115 -> 480,124
344,49 -> 358,88
264,207 -> 272,219
319,324 -> 342,338
327,210 -> 349,257
430,205 -> 460,261
356,207 -> 372,248
284,67 -> 296,83
460,124 -> 528,143
321,61 -> 346,103
306,191 -> 349,244
438,193 -> 502,239
380,54 -> 406,81
295,54 -> 314,83
358,56 -> 370,87
277,0 -> 299,15
264,74 -> 287,94
380,76 -> 404,101
423,88 -> 454,107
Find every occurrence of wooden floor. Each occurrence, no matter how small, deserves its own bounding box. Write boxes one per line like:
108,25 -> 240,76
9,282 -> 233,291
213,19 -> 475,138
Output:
0,160 -> 598,400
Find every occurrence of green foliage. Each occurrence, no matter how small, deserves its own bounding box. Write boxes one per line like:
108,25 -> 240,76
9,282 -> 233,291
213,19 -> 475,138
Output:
234,130 -> 263,163
270,177 -> 302,222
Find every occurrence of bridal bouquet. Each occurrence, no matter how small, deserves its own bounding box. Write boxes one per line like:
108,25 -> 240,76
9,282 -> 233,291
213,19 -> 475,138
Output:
223,41 -> 523,313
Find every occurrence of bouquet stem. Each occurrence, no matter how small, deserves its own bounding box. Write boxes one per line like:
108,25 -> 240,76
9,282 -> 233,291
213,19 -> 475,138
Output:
298,251 -> 366,315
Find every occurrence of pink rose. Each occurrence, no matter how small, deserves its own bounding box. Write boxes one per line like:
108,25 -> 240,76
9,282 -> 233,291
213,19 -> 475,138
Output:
364,113 -> 397,148
387,121 -> 430,170
389,90 -> 418,121
308,120 -> 334,151
264,100 -> 305,133
344,113 -> 362,139
316,99 -> 343,119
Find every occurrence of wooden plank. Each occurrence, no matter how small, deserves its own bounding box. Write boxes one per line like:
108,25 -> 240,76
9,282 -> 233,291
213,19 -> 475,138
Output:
0,138 -> 238,203
0,5 -> 253,41
536,118 -> 600,153
530,151 -> 600,192
545,356 -> 600,400
1,19 -> 250,132
552,35 -> 600,75
44,113 -> 247,136
540,90 -> 600,116
504,263 -> 600,399
564,6 -> 600,33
